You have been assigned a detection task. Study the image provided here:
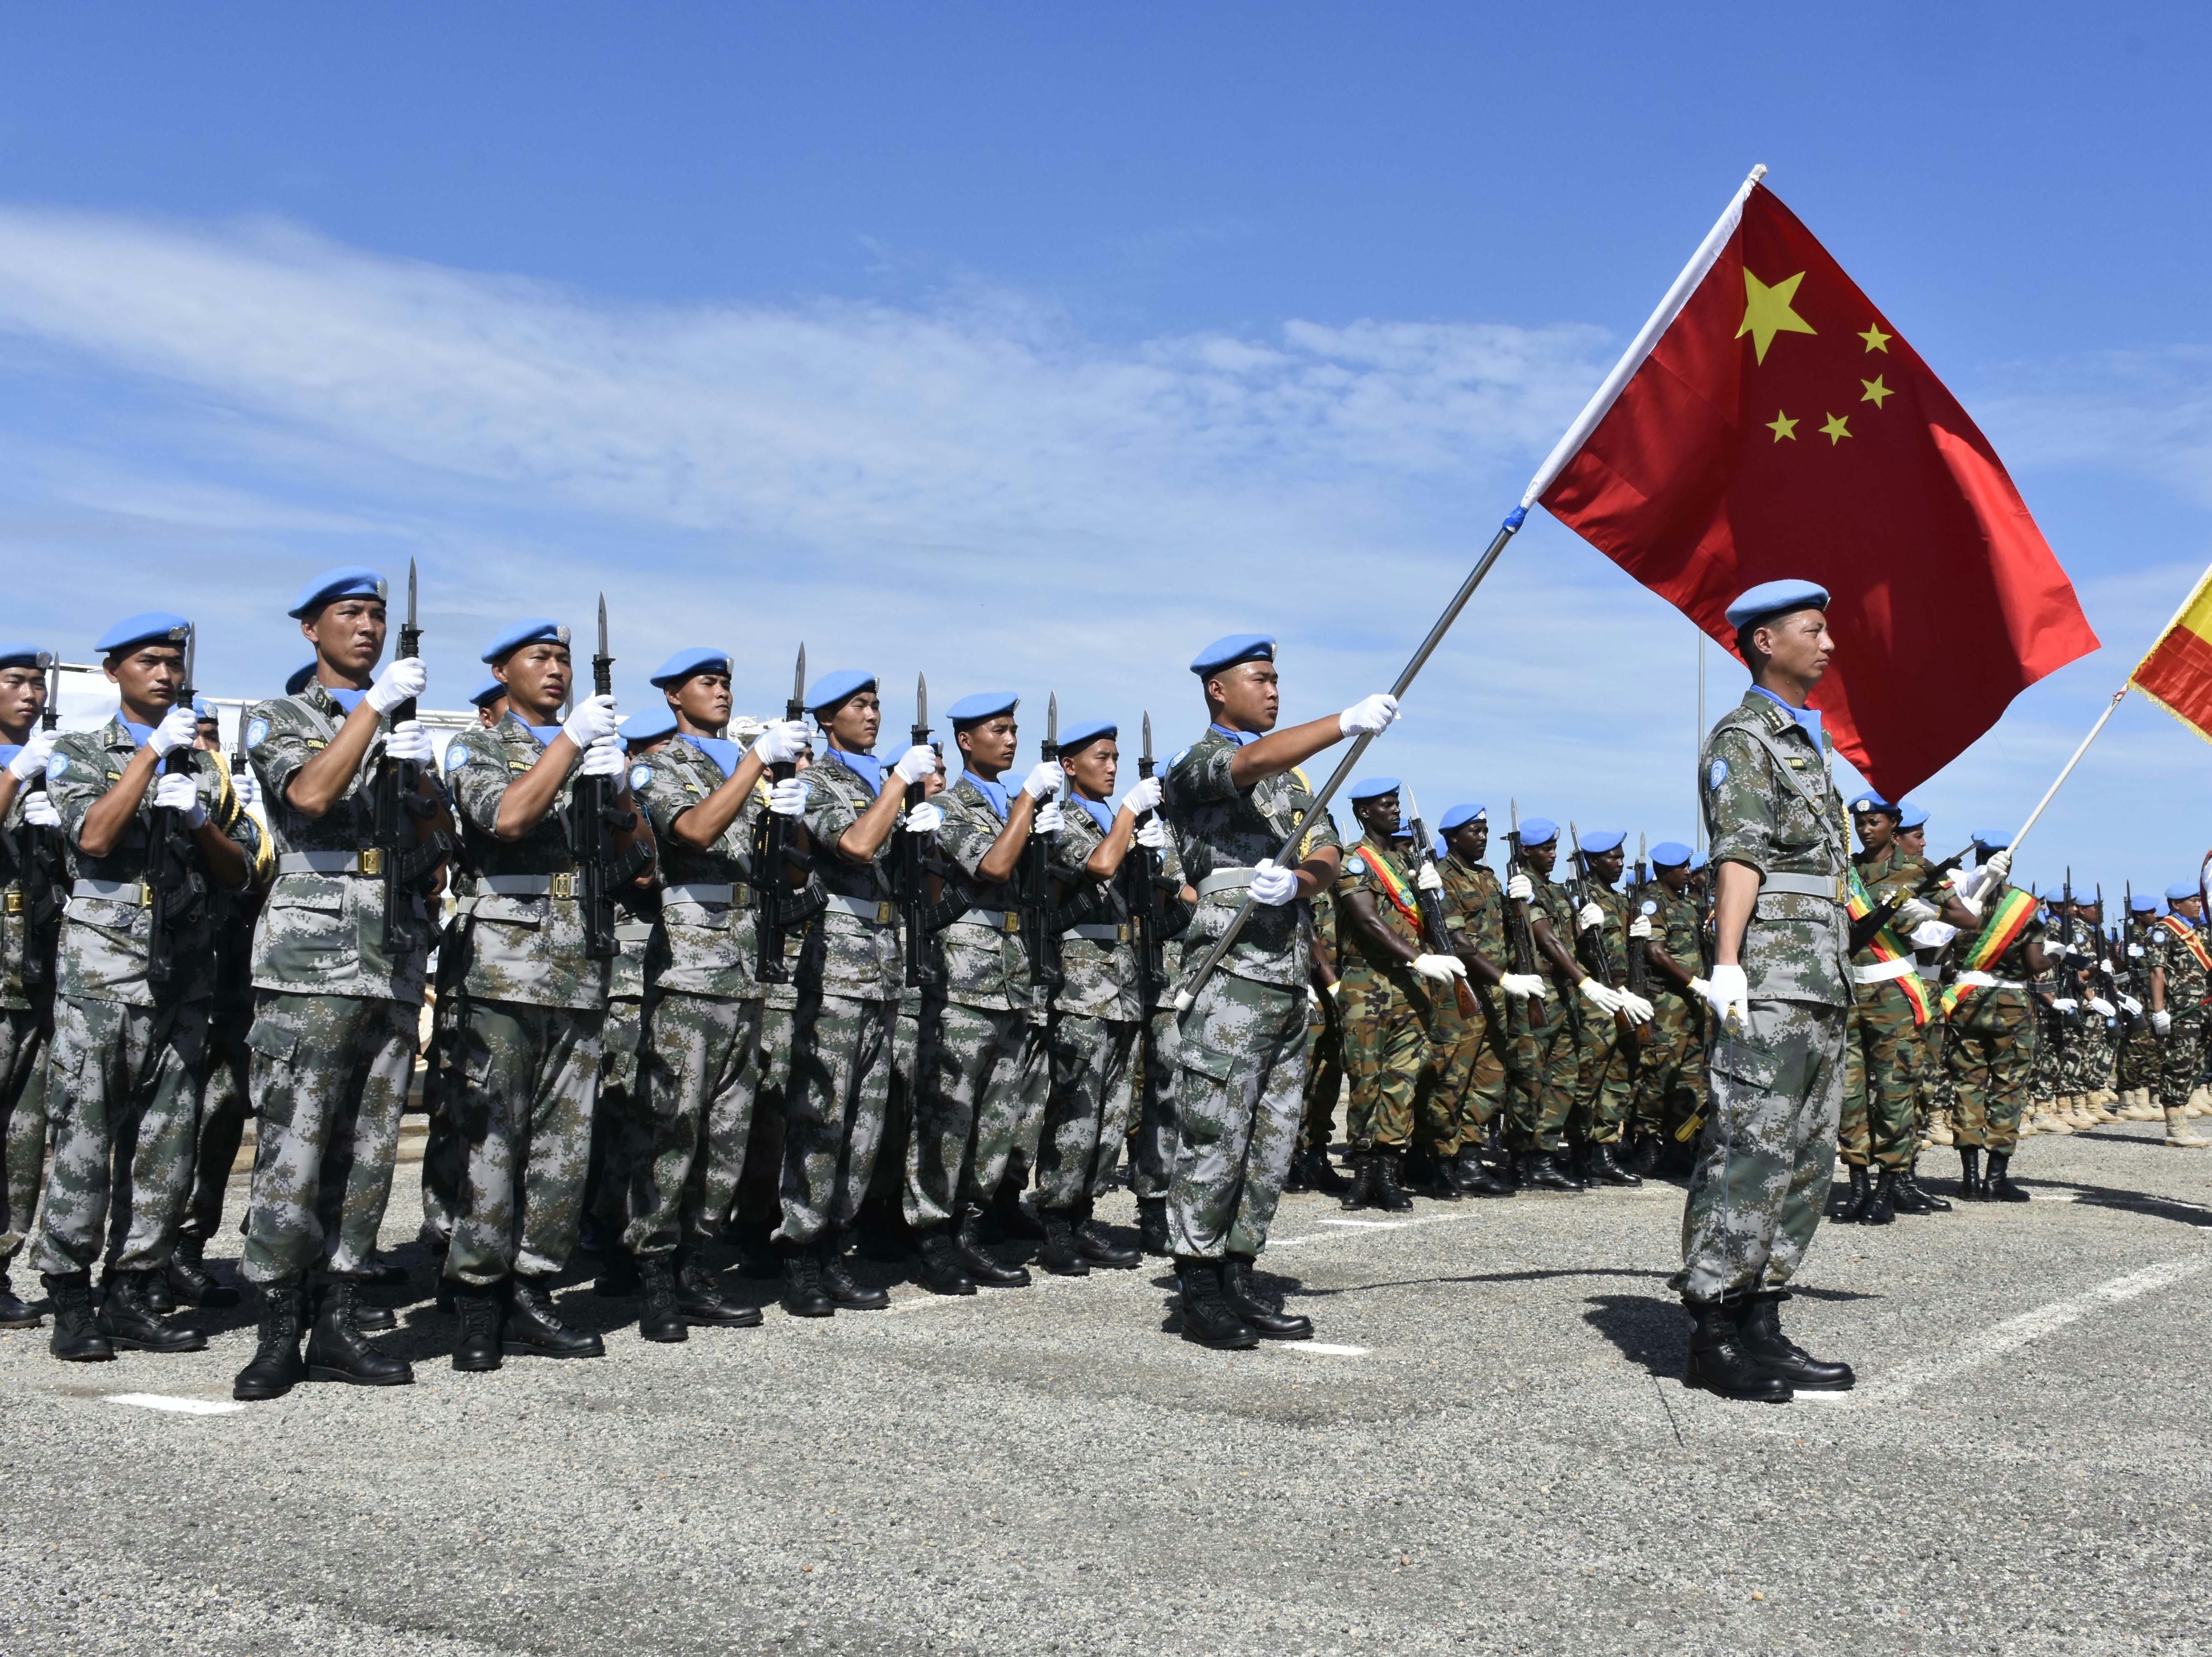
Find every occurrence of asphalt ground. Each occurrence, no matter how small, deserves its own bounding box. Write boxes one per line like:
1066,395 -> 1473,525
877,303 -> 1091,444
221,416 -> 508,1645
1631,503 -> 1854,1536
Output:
6,1120 -> 2212,1657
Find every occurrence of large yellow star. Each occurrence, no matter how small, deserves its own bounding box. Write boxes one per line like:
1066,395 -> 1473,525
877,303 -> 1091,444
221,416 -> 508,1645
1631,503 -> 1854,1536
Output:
1766,410 -> 1798,442
1737,268 -> 1817,364
1861,375 -> 1893,409
1859,324 -> 1892,353
1820,413 -> 1851,444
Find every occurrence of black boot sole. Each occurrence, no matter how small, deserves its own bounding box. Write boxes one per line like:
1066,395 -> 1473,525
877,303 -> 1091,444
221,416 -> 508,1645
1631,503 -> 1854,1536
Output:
1179,1322 -> 1261,1351
824,1292 -> 890,1310
1684,1365 -> 1793,1403
500,1339 -> 606,1358
1077,1250 -> 1142,1270
101,1331 -> 207,1354
305,1363 -> 415,1387
451,1349 -> 503,1372
233,1376 -> 300,1400
638,1318 -> 691,1343
51,1343 -> 117,1363
920,1275 -> 978,1296
677,1303 -> 764,1328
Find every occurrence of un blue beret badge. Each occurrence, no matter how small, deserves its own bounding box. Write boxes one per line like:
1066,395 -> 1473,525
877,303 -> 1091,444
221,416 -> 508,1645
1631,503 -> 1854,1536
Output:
1708,757 -> 1728,790
246,717 -> 270,749
630,764 -> 653,792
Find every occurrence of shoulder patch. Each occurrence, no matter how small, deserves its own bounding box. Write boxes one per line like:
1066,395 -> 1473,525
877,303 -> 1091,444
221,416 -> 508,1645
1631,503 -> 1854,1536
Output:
1169,747 -> 1190,767
1640,899 -> 1658,916
47,753 -> 68,780
1707,757 -> 1728,790
629,763 -> 654,792
1345,856 -> 1367,877
445,745 -> 471,770
246,716 -> 270,748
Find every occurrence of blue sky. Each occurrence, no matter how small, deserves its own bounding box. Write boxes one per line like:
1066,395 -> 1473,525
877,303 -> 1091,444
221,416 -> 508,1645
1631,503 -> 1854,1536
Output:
3,3 -> 2209,899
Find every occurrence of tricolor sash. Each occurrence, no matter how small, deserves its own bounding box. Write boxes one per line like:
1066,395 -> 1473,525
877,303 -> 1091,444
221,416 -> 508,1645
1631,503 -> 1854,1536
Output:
1357,837 -> 1424,933
1846,865 -> 1931,1026
1940,885 -> 2039,1015
2155,912 -> 2212,975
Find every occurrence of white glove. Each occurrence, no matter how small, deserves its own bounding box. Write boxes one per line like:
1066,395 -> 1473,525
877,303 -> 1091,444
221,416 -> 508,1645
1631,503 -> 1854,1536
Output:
1506,872 -> 1534,902
1910,920 -> 1959,950
366,656 -> 428,716
562,693 -> 620,748
576,733 -> 626,779
384,719 -> 435,766
1020,758 -> 1064,799
769,776 -> 811,818
1338,693 -> 1400,737
1248,859 -> 1299,906
1894,897 -> 1940,929
1136,816 -> 1170,850
146,704 -> 199,759
892,744 -> 938,786
1628,915 -> 1652,940
1982,847 -> 2012,884
1117,776 -> 1162,816
2050,997 -> 2078,1014
753,719 -> 810,766
1616,990 -> 1656,1025
1578,978 -> 1624,1016
1698,963 -> 1750,1034
2117,994 -> 2144,1017
903,800 -> 944,836
1576,902 -> 1604,931
2153,1009 -> 2172,1035
1410,953 -> 1467,984
1416,861 -> 1444,893
2087,997 -> 2116,1019
1953,887 -> 1984,920
5,729 -> 57,782
153,770 -> 206,828
1033,801 -> 1065,835
23,791 -> 60,828
1499,972 -> 1547,1001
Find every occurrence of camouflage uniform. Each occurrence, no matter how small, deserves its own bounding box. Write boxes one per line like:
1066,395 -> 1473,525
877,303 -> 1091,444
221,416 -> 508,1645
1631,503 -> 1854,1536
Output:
1514,875 -> 1585,1155
0,747 -> 57,1281
182,845 -> 260,1256
586,893 -> 654,1237
31,718 -> 260,1277
1297,883 -> 1345,1157
1573,881 -> 1637,1148
2115,921 -> 2161,1097
1435,853 -> 1519,1149
1632,882 -> 1709,1147
1158,729 -> 1339,1260
1333,835 -> 1440,1155
1840,845 -> 1933,1171
1680,690 -> 1850,1304
439,715 -> 614,1287
1944,887 -> 2047,1153
2147,911 -> 2211,1114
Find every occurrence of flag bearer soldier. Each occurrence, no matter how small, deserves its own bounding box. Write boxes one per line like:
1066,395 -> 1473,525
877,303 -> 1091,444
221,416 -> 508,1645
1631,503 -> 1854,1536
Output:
1626,842 -> 1711,1175
1432,803 -> 1544,1197
1501,819 -> 1599,1193
1157,634 -> 1396,1349
0,643 -> 61,1328
32,612 -> 260,1362
2147,881 -> 2212,1149
1569,830 -> 1652,1187
1940,835 -> 2045,1196
1681,580 -> 1859,1403
436,618 -> 653,1370
1833,794 -> 1937,1225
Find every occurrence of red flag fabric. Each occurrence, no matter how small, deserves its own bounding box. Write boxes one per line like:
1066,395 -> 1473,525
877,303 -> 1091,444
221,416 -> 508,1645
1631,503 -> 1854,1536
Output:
1532,175 -> 2098,799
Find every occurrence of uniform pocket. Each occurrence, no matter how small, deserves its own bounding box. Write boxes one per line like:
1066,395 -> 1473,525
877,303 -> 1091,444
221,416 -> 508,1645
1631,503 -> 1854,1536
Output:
245,1017 -> 299,1064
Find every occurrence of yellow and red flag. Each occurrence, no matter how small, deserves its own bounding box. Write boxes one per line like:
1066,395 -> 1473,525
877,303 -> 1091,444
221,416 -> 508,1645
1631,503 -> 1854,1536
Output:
2130,561 -> 2212,743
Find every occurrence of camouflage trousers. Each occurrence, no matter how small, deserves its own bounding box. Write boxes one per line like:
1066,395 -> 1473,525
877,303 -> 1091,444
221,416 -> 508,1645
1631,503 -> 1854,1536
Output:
1678,997 -> 1844,1304
1164,969 -> 1305,1261
1574,1014 -> 1636,1147
1035,1012 -> 1140,1211
782,988 -> 908,1246
1509,996 -> 1582,1154
182,1005 -> 253,1248
31,994 -> 207,1277
239,991 -> 416,1284
621,990 -> 763,1257
1,1002 -> 51,1266
1632,990 -> 1707,1146
441,997 -> 603,1287
1299,985 -> 1344,1154
1428,990 -> 1514,1154
1127,1007 -> 1178,1203
417,977 -> 466,1247
1339,971 -> 1439,1153
587,994 -> 645,1239
1946,988 -> 2034,1153
2061,1016 -> 2114,1094
2157,1013 -> 2207,1113
2029,1018 -> 2062,1105
2115,1021 -> 2159,1094
1840,981 -> 1927,1170
905,997 -> 1048,1230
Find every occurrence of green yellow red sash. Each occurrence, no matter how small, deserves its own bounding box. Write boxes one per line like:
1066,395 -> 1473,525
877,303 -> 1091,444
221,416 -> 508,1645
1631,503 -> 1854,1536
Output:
1940,885 -> 2038,1015
2155,912 -> 2212,974
1357,837 -> 1424,932
1845,866 -> 1930,1026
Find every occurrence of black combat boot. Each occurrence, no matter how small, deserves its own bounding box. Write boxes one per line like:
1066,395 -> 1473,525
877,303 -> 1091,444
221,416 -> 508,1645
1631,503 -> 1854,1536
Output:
1451,1146 -> 1513,1198
1337,1153 -> 1380,1210
1037,1208 -> 1091,1276
635,1255 -> 688,1343
99,1270 -> 206,1353
1621,1134 -> 1662,1179
593,1251 -> 642,1298
915,1226 -> 977,1295
955,1203 -> 1032,1287
450,1281 -> 503,1372
1860,1169 -> 1898,1226
42,1272 -> 114,1363
1900,1159 -> 1951,1212
1736,1289 -> 1854,1390
1074,1202 -> 1141,1269
1586,1144 -> 1643,1188
779,1242 -> 835,1318
502,1275 -> 604,1357
1406,1150 -> 1460,1202
0,1266 -> 37,1328
1519,1151 -> 1581,1193
1137,1196 -> 1171,1257
305,1279 -> 414,1386
1222,1255 -> 1313,1340
361,1252 -> 410,1288
1682,1297 -> 1792,1403
234,1280 -> 307,1400
1955,1146 -> 1986,1201
167,1235 -> 240,1309
1297,1146 -> 1351,1195
817,1237 -> 890,1309
985,1184 -> 1045,1243
1371,1150 -> 1413,1212
1175,1258 -> 1259,1351
1888,1164 -> 1937,1215
1830,1164 -> 1871,1222
1985,1151 -> 2031,1202
677,1252 -> 762,1327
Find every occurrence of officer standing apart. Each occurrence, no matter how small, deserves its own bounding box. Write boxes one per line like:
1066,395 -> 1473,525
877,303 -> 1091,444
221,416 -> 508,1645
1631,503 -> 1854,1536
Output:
1159,634 -> 1396,1349
1681,581 -> 1859,1403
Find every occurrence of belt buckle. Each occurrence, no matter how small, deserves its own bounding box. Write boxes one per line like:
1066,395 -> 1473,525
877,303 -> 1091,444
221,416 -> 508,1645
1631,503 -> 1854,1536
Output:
1004,912 -> 1021,934
876,902 -> 895,926
359,847 -> 384,877
1116,923 -> 1130,942
550,872 -> 577,900
136,883 -> 153,907
2,891 -> 19,915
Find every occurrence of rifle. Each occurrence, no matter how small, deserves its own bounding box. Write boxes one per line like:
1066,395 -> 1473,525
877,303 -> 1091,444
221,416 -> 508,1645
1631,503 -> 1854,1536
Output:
145,623 -> 208,990
2057,865 -> 2082,1038
1846,841 -> 1974,955
896,673 -> 943,989
1503,799 -> 1547,1029
1125,710 -> 1172,1010
1018,693 -> 1065,994
15,652 -> 63,990
2119,880 -> 2150,1034
1401,784 -> 1476,1018
373,559 -> 443,955
1567,818 -> 1637,1041
1626,832 -> 1656,1019
755,643 -> 808,985
566,595 -> 644,959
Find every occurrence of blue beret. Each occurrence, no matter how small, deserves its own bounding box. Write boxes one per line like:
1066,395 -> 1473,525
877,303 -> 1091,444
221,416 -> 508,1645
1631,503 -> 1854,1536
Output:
1897,801 -> 1928,830
2131,894 -> 2159,913
192,695 -> 217,720
1519,816 -> 1559,846
1579,829 -> 1626,855
1725,580 -> 1830,630
620,706 -> 678,744
1848,792 -> 1897,816
284,660 -> 319,696
1057,718 -> 1117,752
2168,882 -> 2202,904
1432,835 -> 1448,859
946,691 -> 1019,726
1651,840 -> 1695,867
97,611 -> 192,655
1189,634 -> 1276,677
468,673 -> 507,709
480,619 -> 569,664
1347,776 -> 1401,801
285,565 -> 387,620
1972,831 -> 2008,851
0,643 -> 47,671
1438,803 -> 1486,831
649,647 -> 730,688
805,669 -> 877,713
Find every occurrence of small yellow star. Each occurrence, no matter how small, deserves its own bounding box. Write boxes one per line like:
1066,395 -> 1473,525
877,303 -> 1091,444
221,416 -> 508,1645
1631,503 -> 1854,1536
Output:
1766,410 -> 1799,442
1859,324 -> 1892,353
1820,413 -> 1851,444
1860,375 -> 1893,409
1737,268 -> 1818,364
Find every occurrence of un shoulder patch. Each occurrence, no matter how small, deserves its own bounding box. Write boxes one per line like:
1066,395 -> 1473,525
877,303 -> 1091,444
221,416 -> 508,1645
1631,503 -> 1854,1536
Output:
47,753 -> 68,780
446,745 -> 471,770
246,716 -> 270,749
1641,899 -> 1658,916
1345,856 -> 1367,877
629,763 -> 653,792
1708,757 -> 1728,790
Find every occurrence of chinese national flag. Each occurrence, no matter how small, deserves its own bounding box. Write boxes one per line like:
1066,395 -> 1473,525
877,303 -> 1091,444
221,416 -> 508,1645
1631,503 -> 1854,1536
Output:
1535,177 -> 2098,799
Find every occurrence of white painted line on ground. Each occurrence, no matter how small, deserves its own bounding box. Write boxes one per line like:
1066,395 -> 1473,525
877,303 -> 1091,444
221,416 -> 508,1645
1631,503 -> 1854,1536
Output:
1321,1218 -> 1404,1229
1278,1342 -> 1369,1358
106,1393 -> 245,1416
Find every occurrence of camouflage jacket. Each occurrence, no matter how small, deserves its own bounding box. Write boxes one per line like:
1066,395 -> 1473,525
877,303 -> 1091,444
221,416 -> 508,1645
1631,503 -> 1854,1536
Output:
1049,796 -> 1187,1024
1847,842 -> 1930,969
45,717 -> 262,1007
2150,912 -> 2211,1011
930,773 -> 1034,1014
1438,853 -> 1506,971
1576,880 -> 1633,989
444,713 -> 610,1013
1334,835 -> 1422,991
0,745 -> 47,1009
1162,729 -> 1338,990
1700,690 -> 1851,1007
244,684 -> 432,1003
797,748 -> 902,1004
1528,875 -> 1581,996
634,735 -> 765,1001
1642,881 -> 1706,1003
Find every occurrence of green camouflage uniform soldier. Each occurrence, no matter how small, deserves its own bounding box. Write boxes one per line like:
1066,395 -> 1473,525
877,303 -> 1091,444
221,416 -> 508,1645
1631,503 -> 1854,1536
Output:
229,568 -> 445,1399
438,617 -> 655,1370
1942,838 -> 2047,1198
0,642 -> 61,1328
1503,820 -> 1603,1192
1285,854 -> 1349,1196
1678,581 -> 1857,1403
1566,831 -> 1653,1186
1157,633 -> 1386,1349
1431,804 -> 1542,1198
2147,883 -> 2212,1147
2115,894 -> 2162,1108
32,612 -> 260,1363
1628,842 -> 1711,1174
1834,794 -> 1938,1225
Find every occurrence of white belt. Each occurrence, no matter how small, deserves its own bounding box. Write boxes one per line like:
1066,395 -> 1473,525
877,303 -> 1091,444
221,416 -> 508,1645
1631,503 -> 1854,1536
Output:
73,878 -> 150,905
1853,958 -> 1921,986
1955,970 -> 2027,991
1761,871 -> 1844,902
278,849 -> 384,877
481,873 -> 581,900
1064,923 -> 1130,944
1195,868 -> 1256,900
663,881 -> 751,905
824,892 -> 897,927
955,907 -> 1022,933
